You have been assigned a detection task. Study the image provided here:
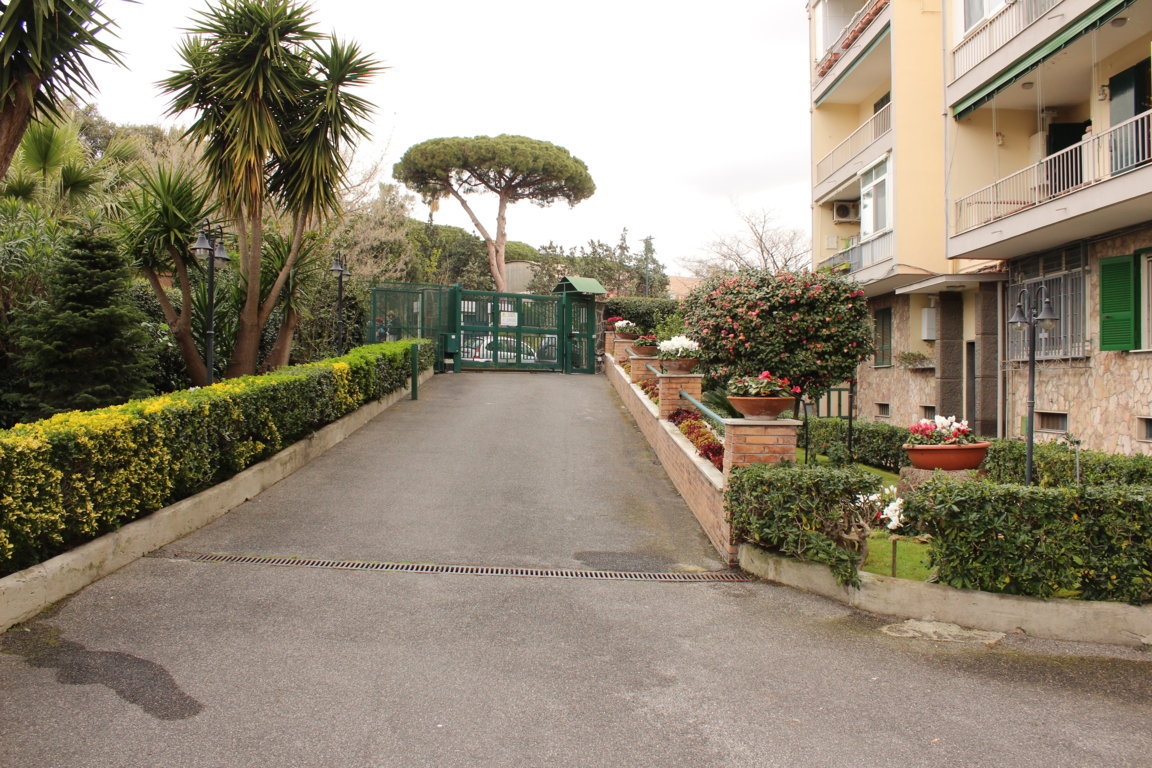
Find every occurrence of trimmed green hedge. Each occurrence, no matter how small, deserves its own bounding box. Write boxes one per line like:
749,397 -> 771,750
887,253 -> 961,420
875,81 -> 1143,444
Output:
801,417 -> 909,472
603,297 -> 681,333
727,463 -> 879,586
0,341 -> 435,576
905,478 -> 1152,604
983,439 -> 1152,486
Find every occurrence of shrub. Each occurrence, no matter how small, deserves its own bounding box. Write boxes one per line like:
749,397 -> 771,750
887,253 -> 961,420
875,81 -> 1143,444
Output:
602,297 -> 681,333
905,478 -> 1152,604
983,439 -> 1152,487
727,463 -> 880,586
677,417 -> 724,470
801,417 -> 908,472
0,341 -> 434,576
682,270 -> 873,399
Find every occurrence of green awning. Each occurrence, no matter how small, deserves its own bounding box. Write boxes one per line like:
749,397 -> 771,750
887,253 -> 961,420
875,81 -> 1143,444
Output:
553,276 -> 607,295
953,0 -> 1135,119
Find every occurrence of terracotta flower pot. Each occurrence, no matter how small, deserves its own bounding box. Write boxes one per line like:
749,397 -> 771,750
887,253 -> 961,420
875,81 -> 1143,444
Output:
727,396 -> 794,419
660,358 -> 699,374
631,344 -> 658,356
902,441 -> 991,471
615,331 -> 639,340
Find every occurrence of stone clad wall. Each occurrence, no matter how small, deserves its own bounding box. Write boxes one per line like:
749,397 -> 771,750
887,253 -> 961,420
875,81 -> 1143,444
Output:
853,295 -> 938,428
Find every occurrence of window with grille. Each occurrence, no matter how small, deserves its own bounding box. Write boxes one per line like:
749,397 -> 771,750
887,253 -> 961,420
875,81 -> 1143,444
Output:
1006,244 -> 1087,360
1036,412 -> 1068,432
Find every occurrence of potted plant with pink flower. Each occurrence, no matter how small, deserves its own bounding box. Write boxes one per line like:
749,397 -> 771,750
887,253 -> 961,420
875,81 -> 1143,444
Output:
902,415 -> 990,470
725,371 -> 801,419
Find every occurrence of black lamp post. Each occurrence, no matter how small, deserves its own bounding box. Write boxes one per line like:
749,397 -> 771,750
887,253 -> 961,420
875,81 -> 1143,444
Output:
1008,285 -> 1060,485
190,221 -> 231,384
330,254 -> 351,354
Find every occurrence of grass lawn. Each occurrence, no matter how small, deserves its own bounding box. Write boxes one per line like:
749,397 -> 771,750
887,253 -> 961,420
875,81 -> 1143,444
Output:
793,449 -> 901,487
860,531 -> 932,581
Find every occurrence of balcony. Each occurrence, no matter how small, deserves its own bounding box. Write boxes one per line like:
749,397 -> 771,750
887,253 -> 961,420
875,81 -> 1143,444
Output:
816,229 -> 894,273
815,102 -> 892,193
813,0 -> 891,99
951,109 -> 1152,259
952,0 -> 1062,80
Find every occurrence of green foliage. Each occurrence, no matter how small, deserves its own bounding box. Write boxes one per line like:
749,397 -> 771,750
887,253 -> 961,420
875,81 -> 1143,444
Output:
905,478 -> 1152,604
529,234 -> 668,297
682,270 -> 874,400
0,340 -> 434,576
801,417 -> 909,472
602,297 -> 681,334
393,135 -> 595,207
982,438 -> 1152,486
127,281 -> 193,394
727,463 -> 880,586
11,233 -> 155,421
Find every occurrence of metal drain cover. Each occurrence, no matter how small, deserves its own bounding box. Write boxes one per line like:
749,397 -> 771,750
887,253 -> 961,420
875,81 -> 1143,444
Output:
178,552 -> 754,582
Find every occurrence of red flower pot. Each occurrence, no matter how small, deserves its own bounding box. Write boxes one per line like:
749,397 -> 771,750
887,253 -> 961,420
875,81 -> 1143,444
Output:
728,396 -> 794,419
902,441 -> 991,471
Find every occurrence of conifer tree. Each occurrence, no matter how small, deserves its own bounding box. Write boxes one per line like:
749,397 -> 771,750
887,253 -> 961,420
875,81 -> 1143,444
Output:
13,232 -> 154,419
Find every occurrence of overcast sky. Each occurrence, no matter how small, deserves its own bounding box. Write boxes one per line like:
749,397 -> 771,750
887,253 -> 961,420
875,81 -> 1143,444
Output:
86,1 -> 812,275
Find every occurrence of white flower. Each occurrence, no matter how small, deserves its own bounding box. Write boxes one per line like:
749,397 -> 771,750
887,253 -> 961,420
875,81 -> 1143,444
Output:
881,497 -> 905,530
657,335 -> 700,357
614,319 -> 637,330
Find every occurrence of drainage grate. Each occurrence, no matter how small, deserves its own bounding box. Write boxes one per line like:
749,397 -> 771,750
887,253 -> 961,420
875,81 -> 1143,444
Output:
179,552 -> 755,583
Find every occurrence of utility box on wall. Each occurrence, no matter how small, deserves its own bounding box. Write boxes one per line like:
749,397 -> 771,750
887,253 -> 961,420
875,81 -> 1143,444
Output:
921,307 -> 937,341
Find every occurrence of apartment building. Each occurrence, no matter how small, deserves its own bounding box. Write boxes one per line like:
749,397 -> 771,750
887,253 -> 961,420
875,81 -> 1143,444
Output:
808,0 -> 1152,453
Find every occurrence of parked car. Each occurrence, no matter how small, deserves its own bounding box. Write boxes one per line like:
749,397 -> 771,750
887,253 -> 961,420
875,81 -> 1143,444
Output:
461,335 -> 537,363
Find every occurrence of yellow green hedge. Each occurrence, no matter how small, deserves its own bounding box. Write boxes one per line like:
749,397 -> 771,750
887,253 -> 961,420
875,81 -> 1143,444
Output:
0,341 -> 434,576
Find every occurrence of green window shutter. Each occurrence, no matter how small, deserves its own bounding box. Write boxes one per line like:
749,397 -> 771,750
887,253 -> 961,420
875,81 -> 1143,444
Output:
874,308 -> 892,365
1098,254 -> 1138,351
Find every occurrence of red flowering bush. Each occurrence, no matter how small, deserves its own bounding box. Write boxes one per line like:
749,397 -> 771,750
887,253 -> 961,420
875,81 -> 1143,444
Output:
678,417 -> 724,470
682,270 -> 874,399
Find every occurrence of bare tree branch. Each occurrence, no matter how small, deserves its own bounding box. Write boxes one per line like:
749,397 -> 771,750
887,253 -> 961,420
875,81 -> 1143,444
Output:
680,209 -> 811,278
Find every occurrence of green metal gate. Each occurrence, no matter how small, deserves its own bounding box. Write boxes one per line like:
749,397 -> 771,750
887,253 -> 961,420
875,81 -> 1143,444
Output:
366,279 -> 604,374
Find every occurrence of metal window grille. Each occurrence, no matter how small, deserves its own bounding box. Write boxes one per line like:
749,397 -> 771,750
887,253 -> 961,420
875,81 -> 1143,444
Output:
1006,246 -> 1087,361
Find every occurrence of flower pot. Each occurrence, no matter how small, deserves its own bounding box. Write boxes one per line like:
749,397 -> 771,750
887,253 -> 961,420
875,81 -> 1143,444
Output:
727,396 -> 793,419
660,358 -> 699,374
902,441 -> 991,471
631,344 -> 658,356
615,331 -> 639,340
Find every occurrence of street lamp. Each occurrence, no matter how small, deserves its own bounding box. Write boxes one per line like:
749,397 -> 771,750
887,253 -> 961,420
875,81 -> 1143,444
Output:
330,254 -> 352,354
190,221 -> 231,385
1008,285 -> 1060,485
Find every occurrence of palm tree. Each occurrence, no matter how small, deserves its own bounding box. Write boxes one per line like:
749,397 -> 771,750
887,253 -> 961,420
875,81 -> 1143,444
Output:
161,0 -> 380,376
0,0 -> 126,179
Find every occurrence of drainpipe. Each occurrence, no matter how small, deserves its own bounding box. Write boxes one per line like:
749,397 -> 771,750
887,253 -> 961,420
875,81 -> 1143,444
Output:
997,281 -> 1006,439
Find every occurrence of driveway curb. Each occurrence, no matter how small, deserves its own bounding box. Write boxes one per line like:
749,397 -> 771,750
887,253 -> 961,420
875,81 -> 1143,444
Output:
739,543 -> 1152,648
0,368 -> 435,634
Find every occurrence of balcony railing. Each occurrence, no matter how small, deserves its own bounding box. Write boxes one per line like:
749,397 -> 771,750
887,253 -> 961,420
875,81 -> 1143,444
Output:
816,103 -> 892,184
816,229 -> 894,273
954,109 -> 1152,234
814,0 -> 890,78
952,0 -> 1061,79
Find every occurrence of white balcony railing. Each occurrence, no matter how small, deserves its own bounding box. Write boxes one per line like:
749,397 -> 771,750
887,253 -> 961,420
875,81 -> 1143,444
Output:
954,109 -> 1152,234
952,0 -> 1061,79
814,0 -> 890,79
816,229 -> 894,273
815,103 -> 892,184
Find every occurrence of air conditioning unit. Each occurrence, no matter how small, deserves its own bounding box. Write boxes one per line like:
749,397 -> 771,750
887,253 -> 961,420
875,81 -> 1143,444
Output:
832,201 -> 860,223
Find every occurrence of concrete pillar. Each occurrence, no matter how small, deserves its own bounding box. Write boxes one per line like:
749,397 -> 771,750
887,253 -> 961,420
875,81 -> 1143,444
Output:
935,291 -> 964,418
657,374 -> 704,419
973,283 -> 1000,437
721,418 -> 801,481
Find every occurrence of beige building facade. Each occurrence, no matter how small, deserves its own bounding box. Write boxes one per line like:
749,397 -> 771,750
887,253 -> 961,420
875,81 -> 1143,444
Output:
808,0 -> 1152,453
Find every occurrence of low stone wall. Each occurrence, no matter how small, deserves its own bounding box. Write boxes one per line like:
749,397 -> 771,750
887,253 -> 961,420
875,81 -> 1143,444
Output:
739,544 -> 1152,648
0,367 -> 436,634
605,354 -> 735,562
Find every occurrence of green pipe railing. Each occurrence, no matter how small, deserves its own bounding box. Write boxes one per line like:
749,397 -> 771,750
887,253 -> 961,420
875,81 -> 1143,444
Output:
678,389 -> 726,438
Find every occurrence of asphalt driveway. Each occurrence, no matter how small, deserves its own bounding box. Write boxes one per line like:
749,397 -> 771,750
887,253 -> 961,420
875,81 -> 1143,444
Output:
2,372 -> 1150,767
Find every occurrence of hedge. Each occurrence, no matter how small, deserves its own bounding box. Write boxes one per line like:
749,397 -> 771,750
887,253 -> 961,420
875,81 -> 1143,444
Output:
982,439 -> 1152,487
801,416 -> 909,472
602,297 -> 681,333
727,463 -> 879,586
0,341 -> 435,576
905,478 -> 1152,604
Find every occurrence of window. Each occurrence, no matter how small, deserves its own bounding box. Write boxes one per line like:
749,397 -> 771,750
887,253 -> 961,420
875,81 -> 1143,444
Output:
922,406 -> 937,420
874,307 -> 892,365
877,403 -> 891,417
859,158 -> 889,239
1100,249 -> 1152,351
1007,245 -> 1087,360
1036,412 -> 1068,432
964,0 -> 1005,31
1139,418 -> 1152,442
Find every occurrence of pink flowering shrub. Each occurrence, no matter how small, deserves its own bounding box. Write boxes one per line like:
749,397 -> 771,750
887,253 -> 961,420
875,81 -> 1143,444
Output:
682,270 -> 874,399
